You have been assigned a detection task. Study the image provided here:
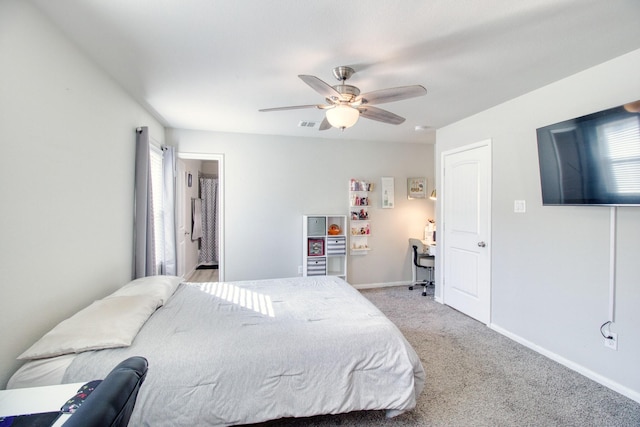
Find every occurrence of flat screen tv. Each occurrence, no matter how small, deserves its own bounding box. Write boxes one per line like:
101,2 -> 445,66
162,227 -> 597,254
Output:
536,100 -> 640,206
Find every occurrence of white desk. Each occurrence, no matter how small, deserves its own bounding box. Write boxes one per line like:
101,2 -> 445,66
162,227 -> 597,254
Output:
0,382 -> 85,426
418,239 -> 436,256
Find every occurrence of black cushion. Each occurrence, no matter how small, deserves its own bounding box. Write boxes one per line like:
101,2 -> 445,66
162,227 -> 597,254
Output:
63,356 -> 148,427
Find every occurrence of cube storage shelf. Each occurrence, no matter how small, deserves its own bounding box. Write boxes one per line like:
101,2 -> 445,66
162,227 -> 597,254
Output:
302,215 -> 347,279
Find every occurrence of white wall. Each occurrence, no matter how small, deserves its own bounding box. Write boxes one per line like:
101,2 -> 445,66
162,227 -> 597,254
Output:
201,161 -> 218,176
167,129 -> 435,285
436,49 -> 640,402
0,1 -> 164,388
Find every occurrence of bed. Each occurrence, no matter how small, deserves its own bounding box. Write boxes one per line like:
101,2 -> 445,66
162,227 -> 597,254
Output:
8,275 -> 425,426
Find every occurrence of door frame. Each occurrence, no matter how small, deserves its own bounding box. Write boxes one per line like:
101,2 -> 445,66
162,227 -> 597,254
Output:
177,152 -> 225,282
438,139 -> 492,323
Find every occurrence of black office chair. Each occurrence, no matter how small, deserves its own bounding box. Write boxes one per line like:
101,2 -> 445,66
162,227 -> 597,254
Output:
409,239 -> 434,296
64,356 -> 148,427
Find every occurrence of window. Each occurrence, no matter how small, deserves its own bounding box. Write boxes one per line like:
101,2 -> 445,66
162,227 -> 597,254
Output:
149,144 -> 165,274
598,116 -> 640,194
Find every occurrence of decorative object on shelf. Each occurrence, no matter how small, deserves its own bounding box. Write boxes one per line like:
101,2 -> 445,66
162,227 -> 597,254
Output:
407,177 -> 427,199
351,224 -> 370,235
328,224 -> 341,235
349,178 -> 373,191
350,210 -> 369,220
381,176 -> 395,208
308,238 -> 325,256
424,219 -> 436,244
430,189 -> 437,200
351,242 -> 369,250
351,209 -> 368,219
350,194 -> 370,206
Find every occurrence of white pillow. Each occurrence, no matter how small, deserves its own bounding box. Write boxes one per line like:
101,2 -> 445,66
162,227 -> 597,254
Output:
18,294 -> 161,360
107,275 -> 182,305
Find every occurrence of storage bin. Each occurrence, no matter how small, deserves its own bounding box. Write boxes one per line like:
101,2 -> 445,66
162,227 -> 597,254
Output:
307,257 -> 326,276
326,236 -> 346,255
307,217 -> 326,236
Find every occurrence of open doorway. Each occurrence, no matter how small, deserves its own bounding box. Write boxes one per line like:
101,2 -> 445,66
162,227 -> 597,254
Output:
176,153 -> 224,282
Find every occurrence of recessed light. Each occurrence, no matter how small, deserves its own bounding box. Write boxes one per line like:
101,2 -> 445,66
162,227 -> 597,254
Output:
414,125 -> 432,131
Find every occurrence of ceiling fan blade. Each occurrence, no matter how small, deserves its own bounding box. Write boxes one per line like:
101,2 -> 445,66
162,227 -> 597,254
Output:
259,104 -> 325,112
298,75 -> 342,102
358,106 -> 406,125
358,85 -> 427,105
319,117 -> 332,131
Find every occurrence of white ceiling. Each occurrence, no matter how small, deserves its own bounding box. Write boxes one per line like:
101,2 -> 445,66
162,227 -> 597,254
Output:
31,0 -> 640,144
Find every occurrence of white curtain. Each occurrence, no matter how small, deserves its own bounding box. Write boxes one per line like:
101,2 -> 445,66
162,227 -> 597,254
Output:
162,146 -> 177,275
198,176 -> 219,265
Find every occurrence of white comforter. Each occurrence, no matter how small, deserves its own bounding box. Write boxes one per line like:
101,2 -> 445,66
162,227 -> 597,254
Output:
60,276 -> 425,426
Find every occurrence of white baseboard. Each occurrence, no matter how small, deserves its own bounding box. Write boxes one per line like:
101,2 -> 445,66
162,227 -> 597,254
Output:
490,323 -> 640,405
352,281 -> 409,290
182,266 -> 196,281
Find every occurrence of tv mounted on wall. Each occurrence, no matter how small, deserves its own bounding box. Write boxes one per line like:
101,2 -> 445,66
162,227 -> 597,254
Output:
536,100 -> 640,206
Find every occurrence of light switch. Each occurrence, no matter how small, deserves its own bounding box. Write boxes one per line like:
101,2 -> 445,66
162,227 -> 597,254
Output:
514,200 -> 526,213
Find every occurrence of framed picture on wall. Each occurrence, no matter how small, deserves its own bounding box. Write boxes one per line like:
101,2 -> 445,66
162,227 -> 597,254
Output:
407,177 -> 427,199
381,176 -> 395,208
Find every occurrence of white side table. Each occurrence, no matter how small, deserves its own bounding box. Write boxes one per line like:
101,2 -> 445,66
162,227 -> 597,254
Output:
0,382 -> 85,426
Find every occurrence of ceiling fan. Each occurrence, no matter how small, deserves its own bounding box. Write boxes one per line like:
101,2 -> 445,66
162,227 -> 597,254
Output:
259,66 -> 427,130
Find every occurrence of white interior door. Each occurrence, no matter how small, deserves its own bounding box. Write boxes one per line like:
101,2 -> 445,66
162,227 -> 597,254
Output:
442,141 -> 491,324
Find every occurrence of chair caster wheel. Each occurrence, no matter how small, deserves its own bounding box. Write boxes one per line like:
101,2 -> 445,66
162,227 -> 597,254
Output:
422,292 -> 427,296
409,286 -> 414,290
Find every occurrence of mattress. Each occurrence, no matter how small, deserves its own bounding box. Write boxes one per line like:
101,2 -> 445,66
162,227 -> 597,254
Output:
12,276 -> 425,426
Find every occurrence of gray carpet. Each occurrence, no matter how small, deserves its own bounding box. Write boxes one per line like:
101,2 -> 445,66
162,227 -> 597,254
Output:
249,285 -> 640,427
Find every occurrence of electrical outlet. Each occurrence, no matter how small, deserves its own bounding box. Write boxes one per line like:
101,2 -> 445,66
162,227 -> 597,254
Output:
604,332 -> 618,351
298,265 -> 303,275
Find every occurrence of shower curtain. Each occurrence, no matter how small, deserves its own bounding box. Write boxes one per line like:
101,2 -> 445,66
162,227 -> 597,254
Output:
198,176 -> 219,265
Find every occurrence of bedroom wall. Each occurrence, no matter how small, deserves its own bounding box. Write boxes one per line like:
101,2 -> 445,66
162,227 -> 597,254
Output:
0,1 -> 165,388
166,129 -> 435,286
435,49 -> 640,402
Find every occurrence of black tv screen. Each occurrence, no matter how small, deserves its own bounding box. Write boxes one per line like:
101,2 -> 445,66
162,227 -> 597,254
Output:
536,100 -> 640,206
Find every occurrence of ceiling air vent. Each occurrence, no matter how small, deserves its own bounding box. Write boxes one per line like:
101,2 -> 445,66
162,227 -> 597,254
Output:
298,121 -> 319,128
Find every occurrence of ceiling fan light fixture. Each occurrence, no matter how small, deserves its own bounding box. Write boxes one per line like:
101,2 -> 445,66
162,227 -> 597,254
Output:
326,104 -> 359,130
261,66 -> 426,131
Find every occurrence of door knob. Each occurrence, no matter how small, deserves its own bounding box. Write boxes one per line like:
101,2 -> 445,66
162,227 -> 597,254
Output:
477,241 -> 486,247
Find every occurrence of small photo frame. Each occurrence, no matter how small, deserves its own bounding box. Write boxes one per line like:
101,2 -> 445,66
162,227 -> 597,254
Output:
407,177 -> 427,199
308,239 -> 324,256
